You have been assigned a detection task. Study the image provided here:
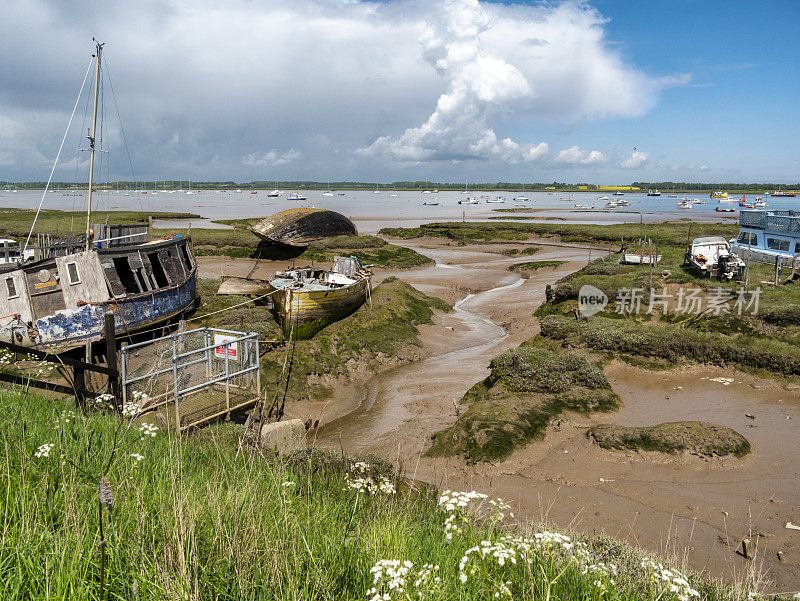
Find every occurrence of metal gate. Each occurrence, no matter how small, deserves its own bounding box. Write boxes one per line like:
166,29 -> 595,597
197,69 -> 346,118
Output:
120,326 -> 260,431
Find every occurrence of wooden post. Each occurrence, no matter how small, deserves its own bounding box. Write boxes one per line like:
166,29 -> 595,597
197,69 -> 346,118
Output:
104,311 -> 120,412
73,364 -> 86,407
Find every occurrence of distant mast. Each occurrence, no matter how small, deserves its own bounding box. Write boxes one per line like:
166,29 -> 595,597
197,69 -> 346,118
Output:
85,40 -> 104,252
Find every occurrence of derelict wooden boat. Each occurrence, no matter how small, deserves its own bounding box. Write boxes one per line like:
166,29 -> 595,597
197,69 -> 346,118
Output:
250,208 -> 357,248
0,234 -> 197,351
268,256 -> 369,339
0,42 -> 197,352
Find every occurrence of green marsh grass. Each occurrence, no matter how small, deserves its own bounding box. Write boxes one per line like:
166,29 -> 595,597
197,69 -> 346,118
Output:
0,389 -> 758,600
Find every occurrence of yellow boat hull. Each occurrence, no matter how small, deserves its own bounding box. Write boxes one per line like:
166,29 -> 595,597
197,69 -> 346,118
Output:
270,276 -> 368,339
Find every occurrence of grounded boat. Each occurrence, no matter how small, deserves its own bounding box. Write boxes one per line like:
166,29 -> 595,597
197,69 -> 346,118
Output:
485,196 -> 506,203
684,236 -> 745,280
0,42 -> 196,351
268,256 -> 370,339
458,196 -> 479,205
731,209 -> 800,264
250,208 -> 358,248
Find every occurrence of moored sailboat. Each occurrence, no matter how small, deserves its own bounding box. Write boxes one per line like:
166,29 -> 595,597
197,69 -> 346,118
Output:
0,41 -> 197,352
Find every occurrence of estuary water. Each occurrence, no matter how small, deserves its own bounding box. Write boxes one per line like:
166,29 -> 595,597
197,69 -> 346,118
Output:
2,188 -> 798,235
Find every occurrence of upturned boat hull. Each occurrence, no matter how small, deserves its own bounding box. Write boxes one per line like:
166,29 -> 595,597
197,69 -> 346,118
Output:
250,208 -> 357,248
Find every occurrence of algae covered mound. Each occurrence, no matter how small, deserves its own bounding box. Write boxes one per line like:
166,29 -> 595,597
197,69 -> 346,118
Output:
588,421 -> 751,458
540,314 -> 800,377
428,345 -> 620,463
262,276 -> 450,403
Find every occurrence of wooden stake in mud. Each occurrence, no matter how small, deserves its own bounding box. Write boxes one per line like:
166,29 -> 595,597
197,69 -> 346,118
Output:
104,311 -> 119,412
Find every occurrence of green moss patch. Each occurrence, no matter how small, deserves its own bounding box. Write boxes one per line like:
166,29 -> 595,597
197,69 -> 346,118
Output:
541,314 -> 800,377
428,346 -> 620,463
588,421 -> 750,458
508,260 -> 565,275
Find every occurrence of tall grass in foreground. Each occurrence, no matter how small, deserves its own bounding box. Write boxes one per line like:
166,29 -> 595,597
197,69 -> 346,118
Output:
0,389 -> 773,600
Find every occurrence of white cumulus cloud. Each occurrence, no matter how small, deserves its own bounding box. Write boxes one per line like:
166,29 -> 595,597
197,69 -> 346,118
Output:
358,0 -> 547,164
620,151 -> 649,169
555,145 -> 607,165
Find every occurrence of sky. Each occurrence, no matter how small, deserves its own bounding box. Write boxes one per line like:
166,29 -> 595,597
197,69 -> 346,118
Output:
1,0 -> 798,185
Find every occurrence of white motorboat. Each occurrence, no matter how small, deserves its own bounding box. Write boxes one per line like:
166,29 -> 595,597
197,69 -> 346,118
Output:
485,196 -> 506,203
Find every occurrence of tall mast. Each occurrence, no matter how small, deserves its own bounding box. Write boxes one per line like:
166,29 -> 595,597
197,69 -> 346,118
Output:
85,40 -> 103,252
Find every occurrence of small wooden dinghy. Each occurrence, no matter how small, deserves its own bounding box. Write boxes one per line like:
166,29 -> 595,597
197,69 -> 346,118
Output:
250,208 -> 357,248
269,256 -> 370,339
217,276 -> 270,296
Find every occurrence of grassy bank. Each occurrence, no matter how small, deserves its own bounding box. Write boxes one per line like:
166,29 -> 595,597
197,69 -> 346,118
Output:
379,220 -> 739,247
588,421 -> 751,458
540,314 -> 800,376
428,345 -> 620,463
0,208 -> 198,240
508,260 -> 566,275
0,388 -> 757,600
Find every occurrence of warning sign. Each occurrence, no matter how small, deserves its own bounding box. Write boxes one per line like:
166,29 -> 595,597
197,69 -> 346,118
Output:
214,333 -> 239,361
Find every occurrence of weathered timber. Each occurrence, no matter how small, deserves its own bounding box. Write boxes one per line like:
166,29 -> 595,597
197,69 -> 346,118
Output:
250,208 -> 357,248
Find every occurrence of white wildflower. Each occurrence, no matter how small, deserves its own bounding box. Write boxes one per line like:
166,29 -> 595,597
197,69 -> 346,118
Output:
138,423 -> 159,438
130,452 -> 144,462
282,481 -> 296,488
34,443 -> 54,458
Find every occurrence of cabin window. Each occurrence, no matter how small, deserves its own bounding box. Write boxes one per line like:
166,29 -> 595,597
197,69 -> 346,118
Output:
148,252 -> 169,288
767,237 -> 790,252
5,277 -> 18,299
737,232 -> 758,246
112,256 -> 141,294
180,244 -> 193,272
66,261 -> 81,285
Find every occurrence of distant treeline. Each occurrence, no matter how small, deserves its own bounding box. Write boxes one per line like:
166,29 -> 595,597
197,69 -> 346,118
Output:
6,180 -> 799,192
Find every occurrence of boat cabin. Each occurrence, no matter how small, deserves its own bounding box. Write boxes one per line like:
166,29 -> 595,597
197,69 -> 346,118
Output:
731,210 -> 800,264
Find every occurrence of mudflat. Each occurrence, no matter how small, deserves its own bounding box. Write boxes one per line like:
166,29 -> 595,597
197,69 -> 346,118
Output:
307,237 -> 800,592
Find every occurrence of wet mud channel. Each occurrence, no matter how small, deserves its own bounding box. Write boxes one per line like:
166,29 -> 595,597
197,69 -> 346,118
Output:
315,240 -> 800,592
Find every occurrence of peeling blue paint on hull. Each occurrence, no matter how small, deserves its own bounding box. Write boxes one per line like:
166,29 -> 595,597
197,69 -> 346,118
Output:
28,272 -> 196,350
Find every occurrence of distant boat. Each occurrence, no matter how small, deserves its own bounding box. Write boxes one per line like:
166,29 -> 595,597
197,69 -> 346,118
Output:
268,189 -> 281,197
485,196 -> 506,203
604,201 -> 619,208
676,201 -> 692,209
710,191 -> 728,199
715,207 -> 736,213
320,191 -> 334,197
423,201 -> 439,206
251,190 -> 258,195
574,203 -> 592,209
612,191 -> 625,196
288,191 -> 307,201
771,189 -> 796,197
597,196 -> 610,201
647,189 -> 661,196
513,196 -> 530,201
458,196 -> 479,205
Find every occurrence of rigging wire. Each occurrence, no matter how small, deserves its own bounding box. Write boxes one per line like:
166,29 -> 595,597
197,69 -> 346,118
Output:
103,56 -> 142,212
24,56 -> 94,255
